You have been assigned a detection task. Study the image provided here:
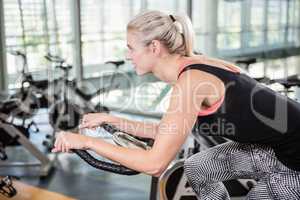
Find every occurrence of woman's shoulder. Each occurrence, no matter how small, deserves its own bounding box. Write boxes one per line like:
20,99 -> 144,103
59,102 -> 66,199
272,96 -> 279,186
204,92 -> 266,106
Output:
177,62 -> 225,95
180,55 -> 241,73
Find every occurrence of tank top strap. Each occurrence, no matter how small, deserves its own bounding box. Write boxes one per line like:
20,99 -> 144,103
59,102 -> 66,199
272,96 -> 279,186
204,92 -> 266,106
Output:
178,63 -> 240,83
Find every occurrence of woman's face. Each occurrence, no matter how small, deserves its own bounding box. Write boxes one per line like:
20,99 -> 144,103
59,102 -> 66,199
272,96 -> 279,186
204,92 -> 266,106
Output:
126,31 -> 155,75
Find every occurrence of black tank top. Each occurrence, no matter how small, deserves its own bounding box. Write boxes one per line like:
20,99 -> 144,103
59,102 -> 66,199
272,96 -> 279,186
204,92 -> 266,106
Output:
180,64 -> 300,171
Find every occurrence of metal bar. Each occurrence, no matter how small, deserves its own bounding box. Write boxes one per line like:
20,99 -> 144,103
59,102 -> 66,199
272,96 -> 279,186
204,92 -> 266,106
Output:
0,0 -> 7,91
72,0 -> 83,86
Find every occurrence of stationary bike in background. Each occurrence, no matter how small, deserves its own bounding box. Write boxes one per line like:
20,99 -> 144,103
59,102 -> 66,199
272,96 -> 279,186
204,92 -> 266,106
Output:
235,57 -> 300,101
44,53 -> 122,131
0,99 -> 53,177
9,51 -> 49,121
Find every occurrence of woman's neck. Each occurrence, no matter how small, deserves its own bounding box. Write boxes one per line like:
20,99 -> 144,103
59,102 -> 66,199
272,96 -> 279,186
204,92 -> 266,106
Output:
151,54 -> 187,84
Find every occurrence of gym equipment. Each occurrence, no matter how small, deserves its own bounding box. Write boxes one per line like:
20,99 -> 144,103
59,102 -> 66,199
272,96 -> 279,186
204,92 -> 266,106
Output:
45,53 -> 88,131
44,53 -> 113,131
0,100 -> 54,177
150,132 -> 256,200
159,159 -> 196,200
235,58 -> 257,71
75,60 -> 124,103
269,74 -> 300,96
0,143 -> 7,161
0,176 -> 17,198
0,119 -> 54,177
72,123 -> 152,175
9,51 -> 49,118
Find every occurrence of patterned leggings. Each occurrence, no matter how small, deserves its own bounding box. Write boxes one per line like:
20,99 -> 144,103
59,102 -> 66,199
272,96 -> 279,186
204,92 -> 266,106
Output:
184,141 -> 300,199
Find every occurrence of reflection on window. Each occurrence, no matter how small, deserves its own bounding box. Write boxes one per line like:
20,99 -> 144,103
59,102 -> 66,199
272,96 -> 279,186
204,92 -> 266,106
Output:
217,0 -> 299,56
4,0 -> 73,89
192,0 -> 206,53
267,0 -> 285,45
249,0 -> 264,47
81,0 -> 141,78
288,0 -> 300,43
217,0 -> 242,50
95,82 -> 170,114
146,0 -> 187,13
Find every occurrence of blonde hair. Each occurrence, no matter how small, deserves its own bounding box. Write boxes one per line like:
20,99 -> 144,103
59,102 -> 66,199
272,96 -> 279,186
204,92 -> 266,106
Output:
127,10 -> 195,57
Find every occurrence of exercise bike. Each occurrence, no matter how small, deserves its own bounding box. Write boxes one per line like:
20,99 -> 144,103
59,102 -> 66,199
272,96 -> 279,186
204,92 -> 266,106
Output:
0,99 -> 54,177
9,51 -> 49,119
44,53 -> 116,131
156,133 -> 256,200
70,120 -> 254,199
70,123 -> 152,175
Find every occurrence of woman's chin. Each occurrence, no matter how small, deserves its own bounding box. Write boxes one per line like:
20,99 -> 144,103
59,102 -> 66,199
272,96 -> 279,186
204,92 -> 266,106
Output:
136,72 -> 143,76
136,70 -> 149,76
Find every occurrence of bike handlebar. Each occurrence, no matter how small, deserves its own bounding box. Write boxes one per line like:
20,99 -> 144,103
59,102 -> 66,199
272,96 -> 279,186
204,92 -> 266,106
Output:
44,53 -> 65,64
72,123 -> 141,175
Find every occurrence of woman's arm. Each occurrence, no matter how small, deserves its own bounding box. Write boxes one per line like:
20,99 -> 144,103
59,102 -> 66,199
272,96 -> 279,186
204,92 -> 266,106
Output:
53,70 -> 217,176
85,70 -> 209,176
107,115 -> 159,139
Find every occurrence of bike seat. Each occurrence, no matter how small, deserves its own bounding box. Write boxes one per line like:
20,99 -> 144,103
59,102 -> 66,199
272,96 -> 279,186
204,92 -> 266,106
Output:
32,79 -> 49,90
45,53 -> 65,64
0,99 -> 20,114
236,58 -> 257,66
105,60 -> 125,68
270,74 -> 300,88
253,76 -> 271,84
56,63 -> 72,71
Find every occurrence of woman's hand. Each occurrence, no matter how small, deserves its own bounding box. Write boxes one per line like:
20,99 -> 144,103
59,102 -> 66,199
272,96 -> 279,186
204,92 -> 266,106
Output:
79,113 -> 113,129
51,131 -> 91,153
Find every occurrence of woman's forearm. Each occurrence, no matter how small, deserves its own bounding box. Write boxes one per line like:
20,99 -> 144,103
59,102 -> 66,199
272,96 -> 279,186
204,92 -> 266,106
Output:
105,115 -> 158,139
86,137 -> 162,176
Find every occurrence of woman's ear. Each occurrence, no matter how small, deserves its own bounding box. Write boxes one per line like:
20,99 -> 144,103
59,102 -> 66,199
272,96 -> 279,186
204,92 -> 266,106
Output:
150,40 -> 161,56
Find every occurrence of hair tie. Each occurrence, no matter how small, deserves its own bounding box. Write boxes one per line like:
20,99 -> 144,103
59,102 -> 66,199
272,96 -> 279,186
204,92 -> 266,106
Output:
169,15 -> 176,22
169,14 -> 183,35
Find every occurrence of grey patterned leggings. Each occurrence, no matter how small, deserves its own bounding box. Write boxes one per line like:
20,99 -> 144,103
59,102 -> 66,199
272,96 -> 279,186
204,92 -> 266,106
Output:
184,141 -> 300,199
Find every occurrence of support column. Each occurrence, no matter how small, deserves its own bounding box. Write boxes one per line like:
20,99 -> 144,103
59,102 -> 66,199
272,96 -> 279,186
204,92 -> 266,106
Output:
298,0 -> 300,46
263,0 -> 269,50
187,0 -> 192,20
201,0 -> 218,56
241,0 -> 251,49
141,0 -> 147,10
71,0 -> 83,86
296,0 -> 300,101
0,0 -> 7,91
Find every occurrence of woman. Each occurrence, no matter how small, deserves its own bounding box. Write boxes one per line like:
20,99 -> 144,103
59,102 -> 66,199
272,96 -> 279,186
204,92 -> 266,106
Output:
52,10 -> 300,199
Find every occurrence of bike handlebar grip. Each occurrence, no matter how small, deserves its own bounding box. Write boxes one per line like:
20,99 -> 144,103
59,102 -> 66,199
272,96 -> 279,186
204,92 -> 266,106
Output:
73,149 -> 139,175
73,123 -> 140,175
